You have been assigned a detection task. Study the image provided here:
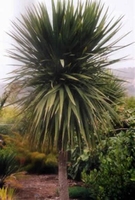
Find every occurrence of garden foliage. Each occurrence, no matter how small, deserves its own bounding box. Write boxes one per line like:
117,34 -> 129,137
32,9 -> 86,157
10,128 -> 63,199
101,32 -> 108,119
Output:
82,129 -> 135,200
0,149 -> 20,188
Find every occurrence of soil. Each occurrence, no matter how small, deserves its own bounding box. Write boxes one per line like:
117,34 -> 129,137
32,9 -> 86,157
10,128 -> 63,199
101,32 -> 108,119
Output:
16,174 -> 82,200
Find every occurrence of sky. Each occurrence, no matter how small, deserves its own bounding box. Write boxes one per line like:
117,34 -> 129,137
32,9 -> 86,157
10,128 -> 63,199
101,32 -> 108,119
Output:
0,0 -> 134,82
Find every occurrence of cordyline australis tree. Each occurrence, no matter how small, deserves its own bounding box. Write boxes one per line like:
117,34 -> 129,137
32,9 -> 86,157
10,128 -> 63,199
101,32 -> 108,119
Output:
7,0 -> 126,199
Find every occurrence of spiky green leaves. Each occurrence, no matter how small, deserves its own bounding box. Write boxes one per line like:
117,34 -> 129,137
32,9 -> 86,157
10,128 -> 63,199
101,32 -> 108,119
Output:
8,0 -> 125,150
8,0 -> 124,84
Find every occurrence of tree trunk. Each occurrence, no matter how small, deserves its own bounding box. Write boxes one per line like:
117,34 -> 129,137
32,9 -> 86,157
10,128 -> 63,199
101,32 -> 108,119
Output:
58,150 -> 69,200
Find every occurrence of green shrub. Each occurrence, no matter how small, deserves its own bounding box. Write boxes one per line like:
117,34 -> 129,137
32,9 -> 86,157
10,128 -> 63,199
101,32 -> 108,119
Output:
82,129 -> 135,200
30,151 -> 46,163
124,96 -> 135,110
1,133 -> 58,174
69,186 -> 92,199
113,97 -> 135,133
44,153 -> 58,174
25,151 -> 46,173
45,153 -> 57,166
67,100 -> 135,181
2,133 -> 31,156
22,152 -> 58,174
68,146 -> 99,180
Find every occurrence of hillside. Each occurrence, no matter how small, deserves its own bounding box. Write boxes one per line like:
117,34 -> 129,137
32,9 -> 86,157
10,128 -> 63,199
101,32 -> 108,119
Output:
112,67 -> 135,96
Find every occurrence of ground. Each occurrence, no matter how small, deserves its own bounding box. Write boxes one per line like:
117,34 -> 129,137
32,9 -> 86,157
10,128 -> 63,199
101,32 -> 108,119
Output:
16,174 -> 82,200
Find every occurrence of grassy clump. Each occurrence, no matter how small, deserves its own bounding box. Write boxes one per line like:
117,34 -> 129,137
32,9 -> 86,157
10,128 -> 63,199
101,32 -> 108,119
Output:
69,186 -> 91,199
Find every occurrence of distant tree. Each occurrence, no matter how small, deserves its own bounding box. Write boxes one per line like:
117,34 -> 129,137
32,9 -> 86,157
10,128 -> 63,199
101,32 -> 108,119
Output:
8,1 -> 126,199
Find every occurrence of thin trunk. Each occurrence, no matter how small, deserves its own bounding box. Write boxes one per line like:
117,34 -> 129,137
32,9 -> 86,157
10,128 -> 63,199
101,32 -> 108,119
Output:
58,150 -> 69,200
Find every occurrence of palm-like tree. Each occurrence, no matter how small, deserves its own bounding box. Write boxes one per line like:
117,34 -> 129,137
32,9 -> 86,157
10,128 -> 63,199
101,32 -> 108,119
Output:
8,1 -> 125,199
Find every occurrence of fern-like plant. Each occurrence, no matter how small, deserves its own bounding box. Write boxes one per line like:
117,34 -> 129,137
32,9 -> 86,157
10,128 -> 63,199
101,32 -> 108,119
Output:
0,150 -> 19,188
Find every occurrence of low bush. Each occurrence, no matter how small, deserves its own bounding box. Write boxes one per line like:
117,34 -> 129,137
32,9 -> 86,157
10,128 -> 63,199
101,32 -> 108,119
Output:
1,133 -> 58,174
44,153 -> 58,174
82,129 -> 135,200
25,151 -> 46,173
124,96 -> 135,110
69,186 -> 92,199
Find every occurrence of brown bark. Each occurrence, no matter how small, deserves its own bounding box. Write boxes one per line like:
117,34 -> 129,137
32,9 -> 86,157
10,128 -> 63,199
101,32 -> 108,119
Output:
58,150 -> 69,200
